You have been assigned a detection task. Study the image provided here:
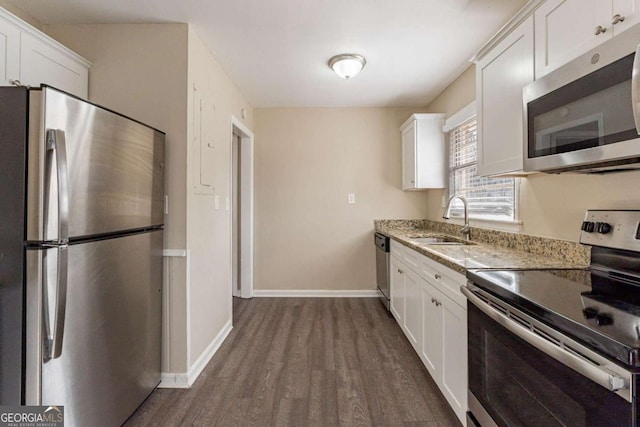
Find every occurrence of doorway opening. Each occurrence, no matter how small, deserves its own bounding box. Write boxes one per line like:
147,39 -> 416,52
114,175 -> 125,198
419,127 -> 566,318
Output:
231,116 -> 254,302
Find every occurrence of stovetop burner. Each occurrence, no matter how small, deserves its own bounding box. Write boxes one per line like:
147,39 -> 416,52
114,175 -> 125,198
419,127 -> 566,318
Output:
466,210 -> 640,369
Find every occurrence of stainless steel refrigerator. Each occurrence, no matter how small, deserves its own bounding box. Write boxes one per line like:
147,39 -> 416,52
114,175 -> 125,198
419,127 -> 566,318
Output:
0,85 -> 164,426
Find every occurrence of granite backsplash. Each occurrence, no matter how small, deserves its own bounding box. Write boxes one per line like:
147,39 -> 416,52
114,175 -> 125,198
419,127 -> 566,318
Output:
374,219 -> 591,266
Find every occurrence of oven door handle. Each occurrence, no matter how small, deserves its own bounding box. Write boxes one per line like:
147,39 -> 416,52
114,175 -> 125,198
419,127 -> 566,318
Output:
462,286 -> 630,398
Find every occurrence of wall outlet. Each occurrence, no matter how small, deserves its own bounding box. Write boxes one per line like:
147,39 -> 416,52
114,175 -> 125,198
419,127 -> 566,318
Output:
348,193 -> 356,204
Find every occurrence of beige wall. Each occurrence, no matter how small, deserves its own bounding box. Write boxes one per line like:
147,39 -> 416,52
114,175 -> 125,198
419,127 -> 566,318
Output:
0,2 -> 42,29
423,64 -> 476,220
519,172 -> 640,240
254,108 -> 429,291
186,27 -> 253,364
45,24 -> 189,250
45,24 -> 255,375
45,23 -> 190,373
425,65 -> 476,118
423,64 -> 640,242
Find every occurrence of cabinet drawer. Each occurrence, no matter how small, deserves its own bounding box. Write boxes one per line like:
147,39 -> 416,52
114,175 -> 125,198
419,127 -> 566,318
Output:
390,240 -> 405,258
390,240 -> 419,269
420,256 -> 467,308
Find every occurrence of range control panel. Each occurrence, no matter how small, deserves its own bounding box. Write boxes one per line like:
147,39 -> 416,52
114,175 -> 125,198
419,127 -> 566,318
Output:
580,210 -> 640,251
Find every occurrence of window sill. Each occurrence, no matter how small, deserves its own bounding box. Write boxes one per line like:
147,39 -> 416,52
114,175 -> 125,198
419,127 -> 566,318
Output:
445,217 -> 523,233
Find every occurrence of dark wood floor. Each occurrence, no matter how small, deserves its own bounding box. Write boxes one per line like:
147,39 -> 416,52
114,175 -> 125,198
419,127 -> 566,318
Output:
125,297 -> 461,426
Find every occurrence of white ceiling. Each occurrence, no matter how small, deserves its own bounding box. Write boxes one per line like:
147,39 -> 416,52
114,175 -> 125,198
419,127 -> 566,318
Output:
7,0 -> 528,108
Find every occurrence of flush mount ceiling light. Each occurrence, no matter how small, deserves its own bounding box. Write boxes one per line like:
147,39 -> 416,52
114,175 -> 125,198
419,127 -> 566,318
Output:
328,54 -> 366,80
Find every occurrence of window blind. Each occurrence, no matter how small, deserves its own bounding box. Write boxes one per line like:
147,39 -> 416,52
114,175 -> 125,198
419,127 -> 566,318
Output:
449,118 -> 515,221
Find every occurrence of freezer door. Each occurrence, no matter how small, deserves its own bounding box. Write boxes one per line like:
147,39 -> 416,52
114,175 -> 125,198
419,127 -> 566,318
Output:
0,87 -> 29,404
27,87 -> 165,242
30,231 -> 162,427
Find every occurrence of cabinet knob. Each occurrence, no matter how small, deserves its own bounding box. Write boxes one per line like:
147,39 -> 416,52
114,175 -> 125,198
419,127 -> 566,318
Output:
612,14 -> 625,25
434,273 -> 441,280
594,25 -> 607,35
435,300 -> 442,307
410,180 -> 415,184
397,269 -> 403,274
431,297 -> 436,304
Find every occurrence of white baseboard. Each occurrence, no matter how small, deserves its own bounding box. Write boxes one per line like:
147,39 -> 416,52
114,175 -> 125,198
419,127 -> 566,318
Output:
187,319 -> 233,386
158,372 -> 190,389
159,319 -> 233,389
253,289 -> 379,298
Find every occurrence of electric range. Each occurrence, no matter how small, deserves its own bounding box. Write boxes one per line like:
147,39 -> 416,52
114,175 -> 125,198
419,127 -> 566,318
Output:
464,210 -> 640,427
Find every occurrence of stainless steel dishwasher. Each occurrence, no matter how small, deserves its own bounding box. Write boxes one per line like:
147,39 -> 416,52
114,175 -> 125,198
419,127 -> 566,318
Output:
375,232 -> 390,310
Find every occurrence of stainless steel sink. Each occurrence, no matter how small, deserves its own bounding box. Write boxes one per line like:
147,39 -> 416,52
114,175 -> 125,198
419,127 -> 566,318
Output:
407,236 -> 475,245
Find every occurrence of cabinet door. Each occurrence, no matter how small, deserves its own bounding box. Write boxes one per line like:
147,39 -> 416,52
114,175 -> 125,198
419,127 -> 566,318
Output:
612,0 -> 640,34
390,256 -> 405,324
403,268 -> 422,350
401,120 -> 417,190
535,0 -> 611,78
420,280 -> 442,380
414,114 -> 446,189
20,32 -> 88,98
476,16 -> 534,176
441,297 -> 468,424
0,17 -> 19,85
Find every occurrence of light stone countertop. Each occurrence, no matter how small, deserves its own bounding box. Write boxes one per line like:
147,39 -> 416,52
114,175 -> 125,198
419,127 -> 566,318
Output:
375,222 -> 590,275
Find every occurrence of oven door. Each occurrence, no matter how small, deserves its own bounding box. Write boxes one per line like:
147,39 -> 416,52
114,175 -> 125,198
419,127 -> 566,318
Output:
463,287 -> 636,427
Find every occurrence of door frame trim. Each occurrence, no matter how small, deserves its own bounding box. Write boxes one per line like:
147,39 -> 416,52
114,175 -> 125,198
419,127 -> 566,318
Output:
231,116 -> 254,299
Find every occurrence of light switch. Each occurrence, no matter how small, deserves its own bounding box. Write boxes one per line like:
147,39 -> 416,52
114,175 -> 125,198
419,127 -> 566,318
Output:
214,195 -> 220,210
348,193 -> 356,204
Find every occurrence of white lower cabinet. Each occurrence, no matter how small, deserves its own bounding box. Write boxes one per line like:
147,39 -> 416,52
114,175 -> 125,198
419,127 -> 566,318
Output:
439,289 -> 467,421
420,280 -> 442,377
390,254 -> 405,324
403,267 -> 422,350
390,243 -> 468,426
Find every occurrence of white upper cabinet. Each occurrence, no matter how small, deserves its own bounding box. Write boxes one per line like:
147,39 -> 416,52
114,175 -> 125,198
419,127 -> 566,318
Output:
0,17 -> 20,86
19,32 -> 89,99
400,113 -> 446,190
0,8 -> 90,98
476,16 -> 535,176
614,0 -> 640,30
535,0 -> 640,77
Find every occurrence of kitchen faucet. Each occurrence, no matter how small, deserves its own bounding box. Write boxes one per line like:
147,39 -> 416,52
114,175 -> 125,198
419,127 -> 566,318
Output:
442,195 -> 470,241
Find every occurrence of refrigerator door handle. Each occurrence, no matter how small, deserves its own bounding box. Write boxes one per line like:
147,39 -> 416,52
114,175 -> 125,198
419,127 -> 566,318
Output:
43,245 -> 69,361
44,129 -> 69,244
42,129 -> 70,360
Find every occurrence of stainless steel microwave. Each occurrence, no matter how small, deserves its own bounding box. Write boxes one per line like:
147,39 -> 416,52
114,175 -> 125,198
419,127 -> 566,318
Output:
523,24 -> 640,173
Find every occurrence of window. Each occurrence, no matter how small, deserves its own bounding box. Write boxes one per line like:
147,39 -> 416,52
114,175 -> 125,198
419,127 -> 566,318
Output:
448,117 -> 516,221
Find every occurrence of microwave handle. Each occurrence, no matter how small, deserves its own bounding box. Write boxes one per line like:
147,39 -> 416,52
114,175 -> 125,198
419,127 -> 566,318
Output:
632,44 -> 640,134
